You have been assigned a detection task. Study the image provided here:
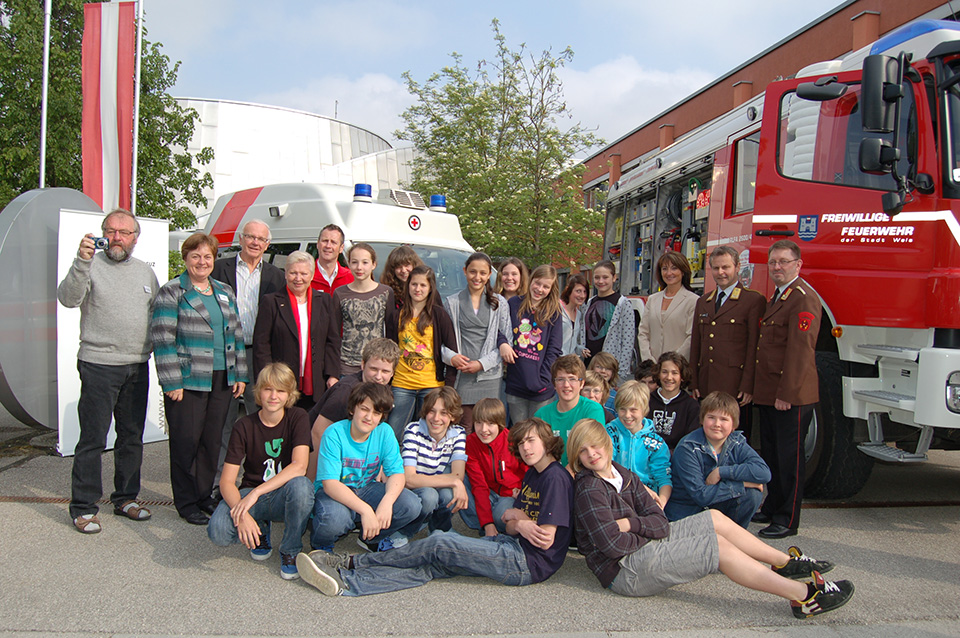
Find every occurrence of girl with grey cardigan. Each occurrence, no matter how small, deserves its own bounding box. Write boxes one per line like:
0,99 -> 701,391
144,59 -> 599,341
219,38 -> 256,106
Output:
442,253 -> 512,432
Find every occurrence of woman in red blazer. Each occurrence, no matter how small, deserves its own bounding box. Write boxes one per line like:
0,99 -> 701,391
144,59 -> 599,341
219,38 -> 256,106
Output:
253,251 -> 341,409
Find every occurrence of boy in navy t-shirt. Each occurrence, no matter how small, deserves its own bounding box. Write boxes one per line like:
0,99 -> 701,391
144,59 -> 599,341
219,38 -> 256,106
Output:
296,417 -> 574,596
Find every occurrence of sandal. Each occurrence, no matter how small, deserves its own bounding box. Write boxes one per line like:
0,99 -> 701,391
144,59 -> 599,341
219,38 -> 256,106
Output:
74,514 -> 102,534
113,500 -> 151,521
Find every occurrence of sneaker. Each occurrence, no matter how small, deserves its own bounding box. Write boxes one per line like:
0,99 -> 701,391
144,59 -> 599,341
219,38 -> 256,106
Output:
356,531 -> 409,552
296,552 -> 346,596
251,535 -> 272,561
773,546 -> 835,580
306,549 -> 351,572
791,570 -> 855,618
280,553 -> 299,580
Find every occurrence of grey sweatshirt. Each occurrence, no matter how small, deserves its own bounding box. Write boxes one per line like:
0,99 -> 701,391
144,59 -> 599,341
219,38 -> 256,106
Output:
57,252 -> 159,365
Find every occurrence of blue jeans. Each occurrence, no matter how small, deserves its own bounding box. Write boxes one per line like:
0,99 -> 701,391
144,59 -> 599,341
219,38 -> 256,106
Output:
70,361 -> 149,518
665,488 -> 764,530
341,530 -> 533,596
387,387 -> 434,440
459,484 -> 515,534
207,476 -> 313,556
409,486 -> 454,537
310,481 -> 421,549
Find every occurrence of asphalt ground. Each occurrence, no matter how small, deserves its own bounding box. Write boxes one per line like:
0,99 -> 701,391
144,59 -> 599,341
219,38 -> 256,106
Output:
2,408 -> 959,638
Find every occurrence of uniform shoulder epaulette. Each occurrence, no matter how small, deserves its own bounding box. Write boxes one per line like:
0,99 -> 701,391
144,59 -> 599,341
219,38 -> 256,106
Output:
705,290 -> 716,301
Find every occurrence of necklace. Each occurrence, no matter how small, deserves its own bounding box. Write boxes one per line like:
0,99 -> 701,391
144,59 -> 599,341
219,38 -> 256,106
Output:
663,292 -> 677,300
193,282 -> 211,294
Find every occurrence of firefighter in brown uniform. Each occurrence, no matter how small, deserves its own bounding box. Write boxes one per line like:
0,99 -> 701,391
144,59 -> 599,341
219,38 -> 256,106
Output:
690,246 -> 766,410
753,240 -> 821,539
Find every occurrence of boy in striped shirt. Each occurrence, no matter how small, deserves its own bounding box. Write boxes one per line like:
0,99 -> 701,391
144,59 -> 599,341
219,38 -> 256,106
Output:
399,387 -> 469,540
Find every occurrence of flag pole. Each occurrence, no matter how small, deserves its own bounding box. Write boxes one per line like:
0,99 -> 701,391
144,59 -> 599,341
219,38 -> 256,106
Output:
39,0 -> 52,188
131,0 -> 144,214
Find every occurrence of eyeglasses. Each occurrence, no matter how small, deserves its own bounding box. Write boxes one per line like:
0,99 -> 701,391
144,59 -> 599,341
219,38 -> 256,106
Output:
767,258 -> 799,268
241,233 -> 269,244
103,229 -> 135,237
555,377 -> 583,386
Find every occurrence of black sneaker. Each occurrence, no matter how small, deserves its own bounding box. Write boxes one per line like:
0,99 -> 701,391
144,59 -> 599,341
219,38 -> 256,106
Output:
791,570 -> 855,618
773,546 -> 834,580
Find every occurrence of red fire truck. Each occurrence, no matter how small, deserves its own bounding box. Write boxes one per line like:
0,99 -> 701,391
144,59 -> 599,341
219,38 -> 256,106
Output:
603,19 -> 960,497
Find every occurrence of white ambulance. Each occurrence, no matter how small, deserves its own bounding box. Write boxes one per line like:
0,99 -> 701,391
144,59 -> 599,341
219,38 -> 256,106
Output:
203,183 -> 476,297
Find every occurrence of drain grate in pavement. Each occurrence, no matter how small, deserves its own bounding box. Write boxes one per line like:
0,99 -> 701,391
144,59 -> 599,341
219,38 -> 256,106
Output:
0,496 -> 175,506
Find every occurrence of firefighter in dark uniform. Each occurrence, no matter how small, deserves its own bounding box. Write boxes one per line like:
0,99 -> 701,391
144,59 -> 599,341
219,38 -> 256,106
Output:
690,246 -> 766,415
753,240 -> 821,539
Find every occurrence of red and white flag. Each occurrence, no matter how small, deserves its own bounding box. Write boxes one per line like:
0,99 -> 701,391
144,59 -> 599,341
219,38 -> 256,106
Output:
82,1 -> 137,212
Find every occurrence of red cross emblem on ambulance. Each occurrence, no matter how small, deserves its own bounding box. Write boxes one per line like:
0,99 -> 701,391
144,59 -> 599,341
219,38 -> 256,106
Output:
408,215 -> 421,231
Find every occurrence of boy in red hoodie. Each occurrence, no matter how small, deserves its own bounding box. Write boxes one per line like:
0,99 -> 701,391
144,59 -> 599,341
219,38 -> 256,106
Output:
459,398 -> 525,535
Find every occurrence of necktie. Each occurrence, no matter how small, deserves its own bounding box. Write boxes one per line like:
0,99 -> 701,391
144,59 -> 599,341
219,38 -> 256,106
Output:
771,288 -> 781,304
715,290 -> 725,312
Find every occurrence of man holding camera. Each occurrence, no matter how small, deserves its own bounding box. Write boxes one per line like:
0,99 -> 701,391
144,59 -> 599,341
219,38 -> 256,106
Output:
57,209 -> 159,534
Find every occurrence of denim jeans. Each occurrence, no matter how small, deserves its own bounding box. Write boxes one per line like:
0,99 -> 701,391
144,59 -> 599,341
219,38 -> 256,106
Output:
505,395 -> 553,425
207,476 -> 313,556
341,530 -> 532,596
387,387 -> 434,440
459,482 -> 515,534
409,486 -> 454,537
70,361 -> 150,518
665,489 -> 763,529
310,481 -> 422,549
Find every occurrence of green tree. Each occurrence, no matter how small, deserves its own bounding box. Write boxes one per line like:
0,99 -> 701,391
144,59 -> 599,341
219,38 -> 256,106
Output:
397,20 -> 603,267
0,0 -> 212,228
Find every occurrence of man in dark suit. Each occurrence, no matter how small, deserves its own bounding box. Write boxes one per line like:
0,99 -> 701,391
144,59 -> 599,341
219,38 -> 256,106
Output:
211,219 -> 286,485
690,246 -> 766,407
752,240 -> 821,539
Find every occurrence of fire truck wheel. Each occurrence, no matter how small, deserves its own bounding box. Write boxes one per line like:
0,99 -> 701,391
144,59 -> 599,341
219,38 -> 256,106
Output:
804,351 -> 875,498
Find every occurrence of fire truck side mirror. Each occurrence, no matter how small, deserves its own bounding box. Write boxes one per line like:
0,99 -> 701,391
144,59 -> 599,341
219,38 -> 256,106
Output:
861,54 -> 901,133
858,137 -> 899,174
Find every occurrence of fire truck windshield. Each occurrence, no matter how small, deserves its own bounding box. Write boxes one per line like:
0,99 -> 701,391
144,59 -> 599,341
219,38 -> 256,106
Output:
777,82 -> 915,192
945,60 -> 960,185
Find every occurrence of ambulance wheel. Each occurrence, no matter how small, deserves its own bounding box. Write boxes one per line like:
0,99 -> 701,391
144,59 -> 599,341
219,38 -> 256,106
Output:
803,351 -> 874,498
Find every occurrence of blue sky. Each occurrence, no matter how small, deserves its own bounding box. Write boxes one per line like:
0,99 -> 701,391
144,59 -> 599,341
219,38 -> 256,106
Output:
145,0 -> 846,148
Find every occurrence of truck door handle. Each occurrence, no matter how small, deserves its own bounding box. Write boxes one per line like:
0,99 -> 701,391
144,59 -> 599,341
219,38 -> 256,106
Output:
755,229 -> 795,237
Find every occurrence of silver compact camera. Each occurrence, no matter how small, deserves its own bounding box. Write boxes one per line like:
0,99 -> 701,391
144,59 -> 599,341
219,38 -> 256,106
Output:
93,237 -> 110,250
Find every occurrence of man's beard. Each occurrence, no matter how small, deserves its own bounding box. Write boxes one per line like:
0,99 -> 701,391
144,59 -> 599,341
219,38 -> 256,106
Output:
105,244 -> 131,262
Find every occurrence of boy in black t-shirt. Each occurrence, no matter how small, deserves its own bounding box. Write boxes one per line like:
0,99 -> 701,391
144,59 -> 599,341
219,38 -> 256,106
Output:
295,417 -> 574,596
208,363 -> 314,580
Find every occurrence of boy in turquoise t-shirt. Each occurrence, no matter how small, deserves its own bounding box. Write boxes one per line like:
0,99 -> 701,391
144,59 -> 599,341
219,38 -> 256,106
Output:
310,382 -> 421,552
535,354 -> 606,465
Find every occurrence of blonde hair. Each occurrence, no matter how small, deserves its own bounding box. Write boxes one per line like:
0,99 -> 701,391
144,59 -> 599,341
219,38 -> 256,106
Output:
614,380 -> 650,414
519,264 -> 561,324
582,371 -> 610,404
253,362 -> 300,408
472,398 -> 506,430
566,418 -> 612,474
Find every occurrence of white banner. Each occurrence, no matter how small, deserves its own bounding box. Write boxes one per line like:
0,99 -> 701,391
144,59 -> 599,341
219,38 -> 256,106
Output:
56,209 -> 169,456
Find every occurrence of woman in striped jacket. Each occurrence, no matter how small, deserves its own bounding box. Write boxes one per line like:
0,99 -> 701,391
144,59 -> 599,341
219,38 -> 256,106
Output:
151,233 -> 248,526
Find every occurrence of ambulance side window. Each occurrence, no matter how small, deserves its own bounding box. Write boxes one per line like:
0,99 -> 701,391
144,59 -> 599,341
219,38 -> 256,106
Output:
263,243 -> 300,270
733,131 -> 760,214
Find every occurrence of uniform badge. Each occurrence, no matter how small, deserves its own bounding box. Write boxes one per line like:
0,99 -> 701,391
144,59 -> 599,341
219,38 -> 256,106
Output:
781,288 -> 793,301
798,311 -> 814,332
731,287 -> 741,300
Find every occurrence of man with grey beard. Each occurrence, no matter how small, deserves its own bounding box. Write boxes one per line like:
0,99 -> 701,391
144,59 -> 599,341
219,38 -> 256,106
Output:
57,209 -> 160,534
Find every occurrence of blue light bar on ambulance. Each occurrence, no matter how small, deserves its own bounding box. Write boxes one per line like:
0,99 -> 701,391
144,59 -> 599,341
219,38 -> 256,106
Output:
429,195 -> 447,212
353,183 -> 373,203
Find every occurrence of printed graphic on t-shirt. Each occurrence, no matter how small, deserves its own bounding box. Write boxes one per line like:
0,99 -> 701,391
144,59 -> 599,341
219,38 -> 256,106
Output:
341,294 -> 388,366
513,317 -> 543,361
340,454 -> 382,488
652,410 -> 676,438
262,437 -> 284,481
586,297 -> 616,342
517,482 -> 541,522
